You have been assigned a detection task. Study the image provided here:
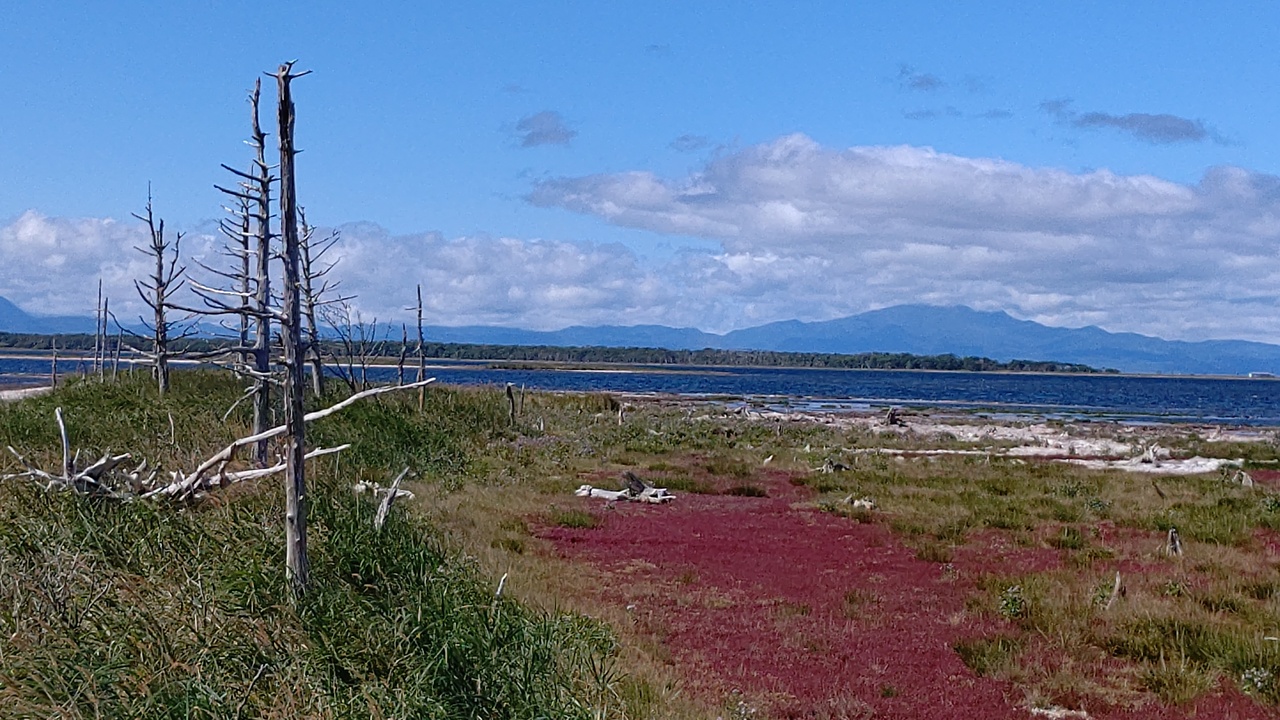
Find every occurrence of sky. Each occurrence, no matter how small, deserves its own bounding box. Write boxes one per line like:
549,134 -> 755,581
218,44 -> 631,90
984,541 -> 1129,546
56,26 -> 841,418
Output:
3,2 -> 1280,342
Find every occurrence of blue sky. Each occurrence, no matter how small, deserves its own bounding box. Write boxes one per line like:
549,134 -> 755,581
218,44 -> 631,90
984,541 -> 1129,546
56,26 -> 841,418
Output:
4,2 -> 1280,341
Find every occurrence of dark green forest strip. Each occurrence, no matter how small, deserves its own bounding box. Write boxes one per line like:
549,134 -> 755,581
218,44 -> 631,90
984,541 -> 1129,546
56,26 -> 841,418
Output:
0,331 -> 1108,373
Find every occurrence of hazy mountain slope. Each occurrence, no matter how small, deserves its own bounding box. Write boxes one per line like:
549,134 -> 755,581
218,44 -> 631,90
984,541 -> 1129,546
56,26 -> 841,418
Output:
3,295 -> 1278,374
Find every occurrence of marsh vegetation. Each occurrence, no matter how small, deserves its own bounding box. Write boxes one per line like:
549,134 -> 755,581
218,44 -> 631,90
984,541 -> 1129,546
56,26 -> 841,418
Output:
3,373 -> 1280,717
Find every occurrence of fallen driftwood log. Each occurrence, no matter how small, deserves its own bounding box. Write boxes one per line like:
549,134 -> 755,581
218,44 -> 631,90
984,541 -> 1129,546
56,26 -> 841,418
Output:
373,466 -> 412,530
575,471 -> 676,504
841,494 -> 877,510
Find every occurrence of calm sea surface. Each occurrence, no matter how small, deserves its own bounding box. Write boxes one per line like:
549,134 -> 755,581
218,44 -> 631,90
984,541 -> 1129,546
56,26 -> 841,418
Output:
6,357 -> 1277,427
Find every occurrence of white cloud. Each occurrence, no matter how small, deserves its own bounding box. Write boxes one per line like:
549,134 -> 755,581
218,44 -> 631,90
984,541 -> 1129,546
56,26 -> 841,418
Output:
328,226 -> 675,330
529,133 -> 1280,342
0,210 -> 216,323
9,133 -> 1280,345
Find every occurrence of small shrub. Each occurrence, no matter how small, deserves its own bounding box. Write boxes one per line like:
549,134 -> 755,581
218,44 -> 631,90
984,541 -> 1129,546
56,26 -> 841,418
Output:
953,635 -> 1024,677
774,600 -> 811,618
725,484 -> 768,498
843,589 -> 879,617
915,541 -> 954,564
703,455 -> 754,478
1085,497 -> 1110,515
1196,592 -> 1245,614
979,479 -> 1014,497
550,508 -> 601,529
490,536 -> 525,554
1242,667 -> 1275,696
1141,657 -> 1213,705
1047,526 -> 1087,551
1054,481 -> 1087,498
661,476 -> 716,494
998,585 -> 1027,620
1242,580 -> 1278,601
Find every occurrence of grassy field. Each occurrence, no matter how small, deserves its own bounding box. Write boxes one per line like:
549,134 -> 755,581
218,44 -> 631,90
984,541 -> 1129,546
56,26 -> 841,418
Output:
3,372 -> 1280,717
0,374 -> 638,719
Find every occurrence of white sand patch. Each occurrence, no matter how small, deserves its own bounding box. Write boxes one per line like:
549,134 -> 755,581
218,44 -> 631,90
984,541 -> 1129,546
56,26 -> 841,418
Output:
0,386 -> 53,402
1060,456 -> 1240,475
888,419 -> 1134,457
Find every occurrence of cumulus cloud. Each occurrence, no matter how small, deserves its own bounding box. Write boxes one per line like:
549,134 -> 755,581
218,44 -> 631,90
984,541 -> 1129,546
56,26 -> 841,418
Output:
528,133 -> 1280,342
0,210 -> 217,323
12,135 -> 1280,343
1042,99 -> 1220,144
0,212 -> 693,332
513,111 -> 576,147
325,226 -> 682,329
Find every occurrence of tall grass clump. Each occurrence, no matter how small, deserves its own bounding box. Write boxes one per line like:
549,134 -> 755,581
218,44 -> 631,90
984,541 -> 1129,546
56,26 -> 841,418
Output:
0,373 -> 628,718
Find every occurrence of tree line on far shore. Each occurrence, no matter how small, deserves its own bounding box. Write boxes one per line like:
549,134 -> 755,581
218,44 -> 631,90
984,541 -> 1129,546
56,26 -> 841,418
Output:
0,331 -> 1112,374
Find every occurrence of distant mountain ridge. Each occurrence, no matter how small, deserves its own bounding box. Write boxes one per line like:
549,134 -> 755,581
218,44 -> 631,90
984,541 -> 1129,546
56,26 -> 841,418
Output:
2,297 -> 1277,375
0,296 -> 98,335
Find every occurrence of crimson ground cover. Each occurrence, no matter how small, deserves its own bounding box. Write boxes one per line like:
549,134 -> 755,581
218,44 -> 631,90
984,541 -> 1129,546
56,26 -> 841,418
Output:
539,468 -> 1274,719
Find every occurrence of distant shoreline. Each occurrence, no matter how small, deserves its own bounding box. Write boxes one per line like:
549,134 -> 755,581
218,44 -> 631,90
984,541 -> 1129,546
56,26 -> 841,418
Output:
0,349 -> 1275,380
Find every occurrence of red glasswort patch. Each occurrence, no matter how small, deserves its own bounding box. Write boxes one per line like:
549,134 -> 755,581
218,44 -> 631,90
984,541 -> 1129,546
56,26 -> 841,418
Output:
540,470 -> 1275,718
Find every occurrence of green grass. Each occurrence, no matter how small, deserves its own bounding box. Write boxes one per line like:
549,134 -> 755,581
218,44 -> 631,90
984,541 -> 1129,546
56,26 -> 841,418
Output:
20,374 -> 1280,714
0,373 -> 631,719
550,508 -> 602,529
953,635 -> 1024,677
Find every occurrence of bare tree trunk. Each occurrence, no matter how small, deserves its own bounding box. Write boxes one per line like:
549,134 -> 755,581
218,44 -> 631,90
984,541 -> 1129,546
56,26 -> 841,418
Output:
154,245 -> 168,394
112,329 -> 122,380
416,284 -> 425,411
50,338 -> 58,388
250,79 -> 273,467
100,297 -> 109,381
299,211 -> 326,398
237,196 -> 252,367
397,323 -> 407,385
277,62 -> 310,599
132,190 -> 185,396
93,280 -> 103,378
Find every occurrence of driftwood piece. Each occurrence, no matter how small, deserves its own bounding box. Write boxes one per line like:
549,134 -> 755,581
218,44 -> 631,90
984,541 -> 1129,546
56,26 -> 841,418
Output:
1103,571 -> 1124,610
56,407 -> 71,479
374,466 -> 411,530
624,471 -> 649,495
144,378 -> 435,500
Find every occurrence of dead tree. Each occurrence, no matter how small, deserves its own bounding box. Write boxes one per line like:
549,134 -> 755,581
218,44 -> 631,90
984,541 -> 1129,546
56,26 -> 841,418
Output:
250,79 -> 275,466
132,190 -> 192,396
200,190 -> 254,366
93,280 -> 103,377
276,61 -> 312,598
99,296 -> 110,381
322,301 -> 382,393
207,80 -> 276,466
299,208 -> 341,397
396,323 -> 408,385
416,284 -> 426,411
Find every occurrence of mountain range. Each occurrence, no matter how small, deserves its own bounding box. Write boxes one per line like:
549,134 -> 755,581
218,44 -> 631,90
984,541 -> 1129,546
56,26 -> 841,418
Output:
2,297 -> 1277,376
